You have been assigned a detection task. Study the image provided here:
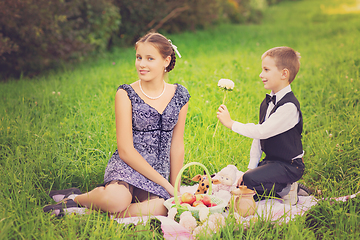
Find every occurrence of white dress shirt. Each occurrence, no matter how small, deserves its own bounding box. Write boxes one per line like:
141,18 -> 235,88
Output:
231,85 -> 304,169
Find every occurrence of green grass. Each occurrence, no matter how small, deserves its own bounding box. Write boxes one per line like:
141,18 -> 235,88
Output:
1,0 -> 360,239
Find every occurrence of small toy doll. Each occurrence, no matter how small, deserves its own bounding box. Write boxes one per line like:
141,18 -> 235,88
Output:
212,165 -> 238,193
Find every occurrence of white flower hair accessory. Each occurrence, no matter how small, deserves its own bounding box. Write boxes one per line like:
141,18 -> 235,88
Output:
168,39 -> 181,58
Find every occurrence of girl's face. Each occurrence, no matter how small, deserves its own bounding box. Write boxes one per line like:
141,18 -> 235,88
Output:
135,42 -> 170,83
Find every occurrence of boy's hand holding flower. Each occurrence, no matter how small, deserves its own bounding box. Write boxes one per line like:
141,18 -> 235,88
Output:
217,105 -> 234,129
213,79 -> 235,137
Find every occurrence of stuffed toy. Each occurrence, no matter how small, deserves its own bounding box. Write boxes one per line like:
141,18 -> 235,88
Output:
212,165 -> 238,193
192,171 -> 221,195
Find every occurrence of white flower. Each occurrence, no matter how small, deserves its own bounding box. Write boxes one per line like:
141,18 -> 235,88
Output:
179,211 -> 197,232
192,226 -> 204,237
180,211 -> 193,218
199,207 -> 210,222
218,79 -> 235,90
208,213 -> 226,229
192,222 -> 215,237
167,207 -> 177,220
203,220 -> 217,232
233,212 -> 246,224
213,78 -> 235,137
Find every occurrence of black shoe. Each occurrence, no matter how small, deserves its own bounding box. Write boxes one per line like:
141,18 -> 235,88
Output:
298,183 -> 311,196
49,188 -> 82,202
43,199 -> 80,217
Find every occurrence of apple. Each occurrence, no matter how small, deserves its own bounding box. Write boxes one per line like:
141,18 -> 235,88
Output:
195,194 -> 204,201
171,197 -> 182,204
181,192 -> 196,205
192,200 -> 206,207
180,203 -> 191,207
209,203 -> 217,207
201,195 -> 212,207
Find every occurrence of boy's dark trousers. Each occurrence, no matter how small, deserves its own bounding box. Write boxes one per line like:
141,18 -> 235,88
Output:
242,158 -> 305,200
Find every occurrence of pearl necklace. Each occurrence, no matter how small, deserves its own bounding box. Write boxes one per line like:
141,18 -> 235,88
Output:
139,80 -> 166,100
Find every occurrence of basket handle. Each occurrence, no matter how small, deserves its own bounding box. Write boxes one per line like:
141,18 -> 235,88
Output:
174,162 -> 213,209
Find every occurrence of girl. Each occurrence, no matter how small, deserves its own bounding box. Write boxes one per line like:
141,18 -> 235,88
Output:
44,32 -> 190,217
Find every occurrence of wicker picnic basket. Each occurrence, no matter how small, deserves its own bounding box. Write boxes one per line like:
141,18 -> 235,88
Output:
163,162 -> 227,218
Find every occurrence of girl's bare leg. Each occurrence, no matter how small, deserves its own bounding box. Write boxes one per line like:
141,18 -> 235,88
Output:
114,197 -> 167,218
74,183 -> 132,213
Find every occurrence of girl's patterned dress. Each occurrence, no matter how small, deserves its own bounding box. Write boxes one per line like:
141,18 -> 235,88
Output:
104,83 -> 190,200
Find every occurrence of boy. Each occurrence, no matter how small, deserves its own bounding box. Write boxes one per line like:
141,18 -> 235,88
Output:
217,46 -> 305,205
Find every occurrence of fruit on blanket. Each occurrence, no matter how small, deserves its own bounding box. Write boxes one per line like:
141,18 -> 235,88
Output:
171,197 -> 182,204
180,203 -> 191,208
195,194 -> 204,201
181,192 -> 196,205
173,193 -> 218,208
201,195 -> 212,207
193,200 -> 206,207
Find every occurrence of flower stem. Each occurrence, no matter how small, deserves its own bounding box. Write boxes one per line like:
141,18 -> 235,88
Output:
222,91 -> 227,105
213,91 -> 227,137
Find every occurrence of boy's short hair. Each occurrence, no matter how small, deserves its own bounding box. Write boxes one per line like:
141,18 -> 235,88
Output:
261,47 -> 301,83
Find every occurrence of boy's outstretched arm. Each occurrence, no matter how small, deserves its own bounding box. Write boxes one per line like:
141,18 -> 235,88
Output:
217,104 -> 235,129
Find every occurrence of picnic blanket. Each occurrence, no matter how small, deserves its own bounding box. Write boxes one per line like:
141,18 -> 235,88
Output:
62,169 -> 359,239
111,170 -> 360,239
111,183 -> 359,240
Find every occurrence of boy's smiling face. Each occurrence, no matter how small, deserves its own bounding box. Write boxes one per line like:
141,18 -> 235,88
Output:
259,56 -> 289,94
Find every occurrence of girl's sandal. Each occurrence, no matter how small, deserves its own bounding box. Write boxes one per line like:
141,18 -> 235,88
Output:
43,199 -> 81,217
48,187 -> 82,202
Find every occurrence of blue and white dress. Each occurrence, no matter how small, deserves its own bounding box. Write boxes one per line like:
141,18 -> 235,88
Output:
103,83 -> 190,200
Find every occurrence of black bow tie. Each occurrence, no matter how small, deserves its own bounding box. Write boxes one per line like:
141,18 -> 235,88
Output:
266,94 -> 276,105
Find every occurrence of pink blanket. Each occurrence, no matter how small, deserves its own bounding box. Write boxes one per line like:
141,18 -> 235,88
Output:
63,170 -> 359,240
111,184 -> 360,240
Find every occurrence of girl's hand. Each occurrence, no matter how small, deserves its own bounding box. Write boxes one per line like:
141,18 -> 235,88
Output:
165,183 -> 175,197
217,104 -> 234,129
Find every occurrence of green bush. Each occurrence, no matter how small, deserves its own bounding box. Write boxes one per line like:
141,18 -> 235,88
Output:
112,0 -> 268,45
266,0 -> 293,5
113,0 -> 170,44
162,0 -> 220,33
112,0 -> 220,45
218,0 -> 268,24
217,0 -> 294,25
0,0 -> 290,80
0,0 -> 120,79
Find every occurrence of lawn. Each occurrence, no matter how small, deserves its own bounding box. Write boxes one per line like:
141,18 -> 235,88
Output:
0,0 -> 359,239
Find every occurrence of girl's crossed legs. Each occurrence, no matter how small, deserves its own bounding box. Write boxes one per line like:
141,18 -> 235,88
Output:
74,181 -> 167,217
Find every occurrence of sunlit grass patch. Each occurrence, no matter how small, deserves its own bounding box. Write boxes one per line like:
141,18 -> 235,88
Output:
321,0 -> 360,15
